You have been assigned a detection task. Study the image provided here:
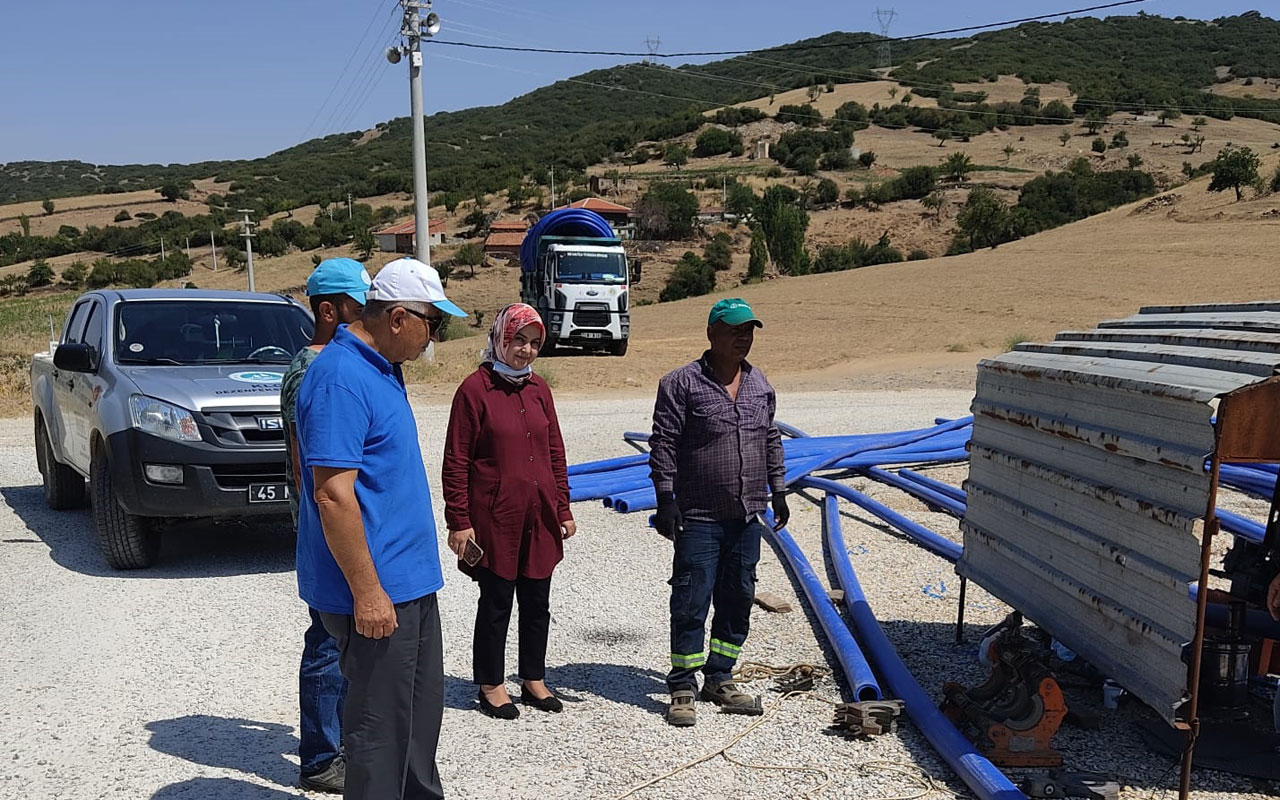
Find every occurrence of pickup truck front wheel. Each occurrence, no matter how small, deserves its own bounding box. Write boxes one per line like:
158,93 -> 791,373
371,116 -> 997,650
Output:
35,419 -> 86,510
90,450 -> 159,569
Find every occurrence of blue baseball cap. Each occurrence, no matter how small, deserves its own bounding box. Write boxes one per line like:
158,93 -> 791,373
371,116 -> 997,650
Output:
306,258 -> 372,305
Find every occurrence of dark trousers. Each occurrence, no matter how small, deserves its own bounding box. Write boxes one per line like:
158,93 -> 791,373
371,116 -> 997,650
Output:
321,593 -> 444,800
473,567 -> 552,686
299,607 -> 348,776
667,516 -> 764,692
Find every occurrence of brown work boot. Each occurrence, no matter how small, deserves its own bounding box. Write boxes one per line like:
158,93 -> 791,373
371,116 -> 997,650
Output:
667,689 -> 697,727
701,680 -> 764,715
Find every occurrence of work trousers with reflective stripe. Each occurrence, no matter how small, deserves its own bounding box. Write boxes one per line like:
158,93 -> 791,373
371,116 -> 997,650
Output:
667,516 -> 764,692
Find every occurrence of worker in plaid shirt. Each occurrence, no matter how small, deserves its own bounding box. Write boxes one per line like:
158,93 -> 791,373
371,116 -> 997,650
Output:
649,298 -> 789,727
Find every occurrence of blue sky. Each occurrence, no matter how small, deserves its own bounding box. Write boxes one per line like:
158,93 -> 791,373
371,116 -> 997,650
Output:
0,1 -> 1265,165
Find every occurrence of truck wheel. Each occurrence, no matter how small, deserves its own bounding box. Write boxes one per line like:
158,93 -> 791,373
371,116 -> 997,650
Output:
35,418 -> 86,510
541,336 -> 558,357
609,339 -> 628,357
90,450 -> 159,569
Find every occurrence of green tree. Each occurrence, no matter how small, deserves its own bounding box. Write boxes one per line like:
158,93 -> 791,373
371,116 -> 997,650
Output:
659,252 -> 716,302
1059,130 -> 1072,147
160,182 -> 190,202
814,178 -> 839,206
703,232 -> 733,271
634,182 -> 698,240
1092,137 -> 1107,153
663,143 -> 690,170
956,186 -> 1011,251
896,166 -> 937,199
1110,131 -> 1128,148
27,260 -> 54,287
353,227 -> 376,260
455,242 -> 485,276
41,198 -> 54,216
694,128 -> 744,158
922,192 -> 946,220
941,152 -> 974,182
222,244 -> 245,271
1127,153 -> 1144,169
114,209 -> 132,222
933,129 -> 952,147
1208,146 -> 1261,201
756,186 -> 809,275
725,181 -> 757,219
858,151 -> 878,169
1002,144 -> 1016,163
1083,111 -> 1107,135
746,225 -> 768,282
19,214 -> 30,236
843,186 -> 862,205
1158,108 -> 1182,126
1192,116 -> 1208,131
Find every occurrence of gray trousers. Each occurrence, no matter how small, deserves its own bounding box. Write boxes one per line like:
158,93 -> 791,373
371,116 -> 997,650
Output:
321,593 -> 444,800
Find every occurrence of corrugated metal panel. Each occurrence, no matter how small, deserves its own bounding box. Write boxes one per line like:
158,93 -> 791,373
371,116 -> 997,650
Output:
958,302 -> 1280,721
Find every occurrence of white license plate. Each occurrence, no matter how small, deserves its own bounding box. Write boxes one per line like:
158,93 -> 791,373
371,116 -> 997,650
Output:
579,332 -> 603,339
248,483 -> 289,503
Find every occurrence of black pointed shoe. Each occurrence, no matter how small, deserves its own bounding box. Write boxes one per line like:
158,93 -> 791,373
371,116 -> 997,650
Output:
519,684 -> 564,713
477,689 -> 520,719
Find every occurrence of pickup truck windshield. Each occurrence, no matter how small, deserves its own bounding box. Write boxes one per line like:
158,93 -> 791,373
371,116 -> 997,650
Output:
554,252 -> 626,284
114,301 -> 313,365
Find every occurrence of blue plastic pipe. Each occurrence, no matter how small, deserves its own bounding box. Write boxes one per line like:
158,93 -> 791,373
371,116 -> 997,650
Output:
799,476 -> 962,563
763,514 -> 882,702
898,468 -> 967,503
784,418 -> 974,487
863,467 -> 966,517
520,208 -> 616,272
776,420 -> 810,439
820,492 -> 1027,800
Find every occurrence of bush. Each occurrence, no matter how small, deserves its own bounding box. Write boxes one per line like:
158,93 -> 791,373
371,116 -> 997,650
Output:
776,103 -> 822,127
57,225 -> 80,239
895,166 -> 937,200
725,181 -> 757,218
819,150 -> 854,171
694,128 -> 744,158
114,210 -> 132,222
1092,137 -> 1108,153
907,249 -> 930,261
858,151 -> 878,169
1271,165 -> 1280,194
765,165 -> 784,178
1127,153 -> 1143,169
833,101 -> 870,130
703,232 -> 733,271
773,128 -> 852,173
634,182 -> 699,240
712,106 -> 767,126
659,252 -> 716,302
1110,131 -> 1129,148
60,262 -> 87,287
27,261 -> 54,287
814,178 -> 839,206
812,232 -> 904,273
843,186 -> 862,205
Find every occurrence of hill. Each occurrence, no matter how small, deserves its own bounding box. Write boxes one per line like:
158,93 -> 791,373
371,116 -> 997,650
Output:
4,13 -> 1280,210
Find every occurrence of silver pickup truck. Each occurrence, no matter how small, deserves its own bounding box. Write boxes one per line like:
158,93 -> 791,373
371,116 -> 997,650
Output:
31,289 -> 315,569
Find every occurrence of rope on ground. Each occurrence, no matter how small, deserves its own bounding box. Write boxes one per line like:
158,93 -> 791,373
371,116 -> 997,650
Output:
608,663 -> 952,800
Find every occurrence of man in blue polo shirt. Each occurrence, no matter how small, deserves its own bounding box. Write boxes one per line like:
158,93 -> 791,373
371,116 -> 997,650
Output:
296,257 -> 465,800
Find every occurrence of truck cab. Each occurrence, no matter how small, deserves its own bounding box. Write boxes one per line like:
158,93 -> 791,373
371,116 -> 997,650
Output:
31,289 -> 314,569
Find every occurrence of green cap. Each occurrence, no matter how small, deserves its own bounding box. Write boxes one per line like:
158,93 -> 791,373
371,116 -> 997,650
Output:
708,298 -> 763,328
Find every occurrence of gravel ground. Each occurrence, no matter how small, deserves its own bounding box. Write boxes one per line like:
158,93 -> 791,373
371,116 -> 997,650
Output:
0,389 -> 1276,800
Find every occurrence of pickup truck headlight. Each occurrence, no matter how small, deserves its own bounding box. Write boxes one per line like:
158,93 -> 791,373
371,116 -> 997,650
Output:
129,395 -> 201,442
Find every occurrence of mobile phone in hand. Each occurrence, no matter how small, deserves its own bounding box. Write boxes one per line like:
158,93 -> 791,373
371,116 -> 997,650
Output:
462,537 -> 484,567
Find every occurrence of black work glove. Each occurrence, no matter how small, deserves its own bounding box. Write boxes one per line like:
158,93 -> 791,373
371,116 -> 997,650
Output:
654,493 -> 683,541
771,491 -> 790,531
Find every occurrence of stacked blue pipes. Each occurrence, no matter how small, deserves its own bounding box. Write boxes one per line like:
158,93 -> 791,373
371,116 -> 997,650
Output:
567,416 -> 1279,800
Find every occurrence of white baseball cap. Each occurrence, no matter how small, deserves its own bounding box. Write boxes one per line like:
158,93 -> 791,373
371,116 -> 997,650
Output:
367,257 -> 467,317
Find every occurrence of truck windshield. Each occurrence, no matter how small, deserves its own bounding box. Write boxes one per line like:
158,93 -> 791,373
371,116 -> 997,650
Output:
554,252 -> 626,284
114,301 -> 314,365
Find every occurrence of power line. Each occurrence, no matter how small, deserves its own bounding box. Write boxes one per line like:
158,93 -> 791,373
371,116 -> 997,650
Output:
299,0 -> 400,142
426,0 -> 1145,58
319,1 -> 403,136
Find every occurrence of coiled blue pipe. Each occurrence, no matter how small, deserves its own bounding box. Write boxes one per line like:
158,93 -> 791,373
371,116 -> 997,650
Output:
520,208 -> 616,273
763,512 -> 882,702
819,492 -> 1027,800
898,468 -> 967,503
863,467 -> 966,517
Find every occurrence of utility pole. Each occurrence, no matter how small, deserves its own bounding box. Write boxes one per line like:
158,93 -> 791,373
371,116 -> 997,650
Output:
185,236 -> 190,258
875,9 -> 896,70
722,175 -> 727,210
347,192 -> 353,220
550,166 -> 556,209
160,237 -> 166,261
210,231 -> 218,271
238,210 -> 257,292
389,0 -> 440,266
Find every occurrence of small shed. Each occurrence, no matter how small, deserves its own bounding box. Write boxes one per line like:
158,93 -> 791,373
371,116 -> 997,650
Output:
375,219 -> 445,253
560,198 -> 634,239
484,220 -> 528,260
958,301 -> 1280,794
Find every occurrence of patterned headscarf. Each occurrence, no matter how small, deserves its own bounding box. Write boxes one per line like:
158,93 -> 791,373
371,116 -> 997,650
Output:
482,303 -> 545,384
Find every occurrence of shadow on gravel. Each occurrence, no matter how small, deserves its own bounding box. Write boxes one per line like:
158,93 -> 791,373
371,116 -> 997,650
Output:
146,715 -> 300,790
0,485 -> 295,579
151,777 -> 304,799
544,662 -> 669,714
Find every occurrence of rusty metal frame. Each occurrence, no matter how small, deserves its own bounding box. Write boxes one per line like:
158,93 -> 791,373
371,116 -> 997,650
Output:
1179,377 -> 1280,800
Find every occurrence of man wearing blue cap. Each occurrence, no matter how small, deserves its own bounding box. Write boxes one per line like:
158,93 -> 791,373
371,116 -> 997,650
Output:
282,257 -> 371,793
297,257 -> 466,800
649,298 -> 789,727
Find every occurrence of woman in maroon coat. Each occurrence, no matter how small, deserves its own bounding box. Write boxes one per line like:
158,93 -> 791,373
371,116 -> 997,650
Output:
443,303 -> 575,719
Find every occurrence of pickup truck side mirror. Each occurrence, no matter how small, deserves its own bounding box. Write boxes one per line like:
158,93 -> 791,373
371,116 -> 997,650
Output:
53,342 -> 97,373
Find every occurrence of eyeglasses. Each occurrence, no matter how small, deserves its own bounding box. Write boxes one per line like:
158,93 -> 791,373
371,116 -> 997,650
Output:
393,306 -> 445,337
